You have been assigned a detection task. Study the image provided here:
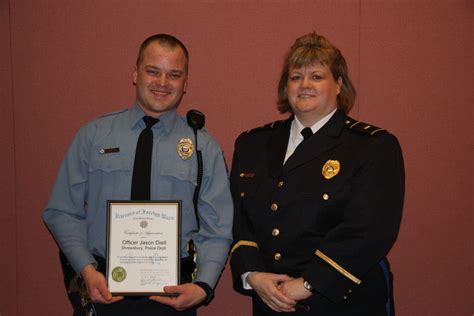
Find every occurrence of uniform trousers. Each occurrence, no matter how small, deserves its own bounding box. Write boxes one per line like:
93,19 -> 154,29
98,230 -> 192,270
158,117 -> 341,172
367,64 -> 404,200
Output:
90,256 -> 196,316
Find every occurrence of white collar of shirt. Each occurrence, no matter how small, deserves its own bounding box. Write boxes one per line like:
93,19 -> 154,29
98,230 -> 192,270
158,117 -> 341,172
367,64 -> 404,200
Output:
284,109 -> 337,164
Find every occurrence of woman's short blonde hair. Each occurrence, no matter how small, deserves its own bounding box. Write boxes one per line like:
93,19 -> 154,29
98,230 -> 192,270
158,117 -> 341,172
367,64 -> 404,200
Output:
277,32 -> 356,114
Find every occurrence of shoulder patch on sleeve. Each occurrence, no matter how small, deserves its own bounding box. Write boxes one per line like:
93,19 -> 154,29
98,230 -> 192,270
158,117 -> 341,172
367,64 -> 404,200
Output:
245,120 -> 285,134
344,117 -> 386,136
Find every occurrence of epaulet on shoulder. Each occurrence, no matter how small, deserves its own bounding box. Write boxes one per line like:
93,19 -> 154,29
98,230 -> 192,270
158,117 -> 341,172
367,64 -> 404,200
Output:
96,108 -> 128,119
245,120 -> 285,134
344,117 -> 386,136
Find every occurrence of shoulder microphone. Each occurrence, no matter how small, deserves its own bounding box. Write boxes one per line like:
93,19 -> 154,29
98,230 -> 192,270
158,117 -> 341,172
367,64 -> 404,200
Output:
186,109 -> 205,256
186,109 -> 205,131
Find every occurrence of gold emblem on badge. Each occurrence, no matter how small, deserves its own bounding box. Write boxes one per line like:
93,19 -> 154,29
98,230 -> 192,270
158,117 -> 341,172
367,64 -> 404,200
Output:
111,266 -> 127,282
322,160 -> 340,179
177,138 -> 194,160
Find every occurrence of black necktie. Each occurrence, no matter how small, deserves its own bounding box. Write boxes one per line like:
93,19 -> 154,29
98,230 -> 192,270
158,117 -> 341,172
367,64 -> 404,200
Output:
301,127 -> 313,141
131,116 -> 159,200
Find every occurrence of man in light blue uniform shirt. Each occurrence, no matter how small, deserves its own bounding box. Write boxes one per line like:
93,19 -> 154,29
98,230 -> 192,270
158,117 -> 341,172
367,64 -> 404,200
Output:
43,34 -> 233,315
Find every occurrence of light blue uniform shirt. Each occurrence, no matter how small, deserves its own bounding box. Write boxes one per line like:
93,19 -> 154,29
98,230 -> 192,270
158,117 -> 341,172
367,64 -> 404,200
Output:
43,103 -> 233,288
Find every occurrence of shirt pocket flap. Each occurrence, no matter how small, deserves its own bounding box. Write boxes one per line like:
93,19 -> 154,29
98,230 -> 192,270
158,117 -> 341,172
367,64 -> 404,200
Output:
88,151 -> 132,173
160,158 -> 197,185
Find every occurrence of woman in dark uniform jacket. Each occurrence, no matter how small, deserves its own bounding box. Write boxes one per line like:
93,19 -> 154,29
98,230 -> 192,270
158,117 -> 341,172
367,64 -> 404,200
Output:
229,32 -> 404,316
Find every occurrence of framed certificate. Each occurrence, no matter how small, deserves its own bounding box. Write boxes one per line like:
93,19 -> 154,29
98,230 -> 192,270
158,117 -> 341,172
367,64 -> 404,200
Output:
106,200 -> 181,296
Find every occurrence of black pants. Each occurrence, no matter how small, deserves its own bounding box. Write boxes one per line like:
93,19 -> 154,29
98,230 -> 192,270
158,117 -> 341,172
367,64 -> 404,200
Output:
93,256 -> 196,315
252,295 -> 387,316
61,252 -> 197,316
93,296 -> 196,316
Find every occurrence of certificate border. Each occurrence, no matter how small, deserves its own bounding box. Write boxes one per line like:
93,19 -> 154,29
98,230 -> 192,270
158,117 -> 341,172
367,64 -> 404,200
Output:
106,200 -> 182,296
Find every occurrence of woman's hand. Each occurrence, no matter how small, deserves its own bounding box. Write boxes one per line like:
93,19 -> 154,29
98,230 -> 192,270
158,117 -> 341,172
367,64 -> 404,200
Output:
278,277 -> 313,301
247,272 -> 297,312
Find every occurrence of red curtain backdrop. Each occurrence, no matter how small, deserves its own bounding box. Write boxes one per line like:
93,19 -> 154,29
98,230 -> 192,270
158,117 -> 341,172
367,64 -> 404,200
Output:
1,1 -> 472,315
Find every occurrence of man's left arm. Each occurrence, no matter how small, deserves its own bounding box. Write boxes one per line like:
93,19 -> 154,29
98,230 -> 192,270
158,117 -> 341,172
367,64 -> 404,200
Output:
151,136 -> 233,309
192,137 -> 233,288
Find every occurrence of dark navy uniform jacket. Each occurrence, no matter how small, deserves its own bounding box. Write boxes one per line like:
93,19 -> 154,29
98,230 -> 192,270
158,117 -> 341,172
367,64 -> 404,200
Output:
230,110 -> 404,315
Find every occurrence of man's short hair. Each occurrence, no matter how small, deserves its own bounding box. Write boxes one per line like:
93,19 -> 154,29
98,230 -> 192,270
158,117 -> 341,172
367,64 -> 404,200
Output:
136,34 -> 189,72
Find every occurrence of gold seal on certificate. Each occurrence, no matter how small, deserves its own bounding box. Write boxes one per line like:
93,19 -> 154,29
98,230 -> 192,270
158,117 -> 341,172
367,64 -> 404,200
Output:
111,267 -> 127,282
106,201 -> 181,296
